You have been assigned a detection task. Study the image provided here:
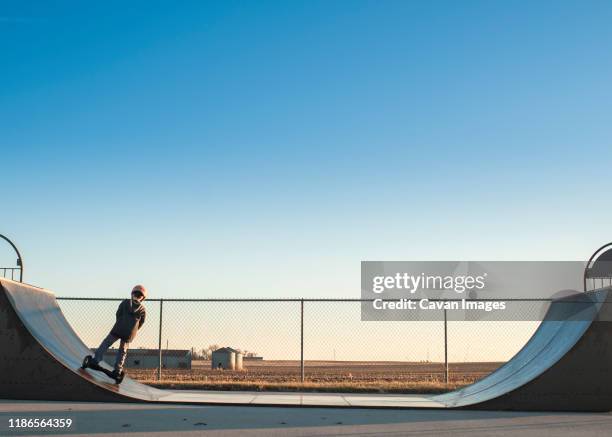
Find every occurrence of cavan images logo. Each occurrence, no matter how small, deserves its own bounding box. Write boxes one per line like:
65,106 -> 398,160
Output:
369,272 -> 507,313
362,261 -> 588,321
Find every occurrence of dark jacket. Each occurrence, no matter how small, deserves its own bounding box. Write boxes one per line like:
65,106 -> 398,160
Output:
110,299 -> 146,342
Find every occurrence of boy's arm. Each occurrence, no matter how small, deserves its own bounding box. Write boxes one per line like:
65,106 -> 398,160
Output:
138,308 -> 146,329
116,300 -> 125,319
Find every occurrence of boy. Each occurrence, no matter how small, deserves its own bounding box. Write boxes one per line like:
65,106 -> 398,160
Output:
92,284 -> 147,377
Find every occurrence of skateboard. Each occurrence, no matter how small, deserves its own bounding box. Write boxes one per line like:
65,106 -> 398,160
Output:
81,355 -> 125,384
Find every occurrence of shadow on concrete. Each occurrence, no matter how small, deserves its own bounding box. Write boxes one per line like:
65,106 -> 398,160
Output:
1,401 -> 612,436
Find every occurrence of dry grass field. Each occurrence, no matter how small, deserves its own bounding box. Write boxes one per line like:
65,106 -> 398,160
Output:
128,360 -> 503,394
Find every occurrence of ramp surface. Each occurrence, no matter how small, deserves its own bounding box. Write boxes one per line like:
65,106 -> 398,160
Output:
1,278 -> 611,411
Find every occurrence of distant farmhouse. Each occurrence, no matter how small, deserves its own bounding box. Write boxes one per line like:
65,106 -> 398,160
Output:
243,355 -> 263,361
94,348 -> 192,369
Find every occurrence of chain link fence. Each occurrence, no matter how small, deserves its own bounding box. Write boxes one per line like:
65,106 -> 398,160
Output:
56,297 -> 540,392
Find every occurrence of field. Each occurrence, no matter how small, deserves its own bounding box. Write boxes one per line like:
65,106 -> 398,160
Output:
128,360 -> 503,394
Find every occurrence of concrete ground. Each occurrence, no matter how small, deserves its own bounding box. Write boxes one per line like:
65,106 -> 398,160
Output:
2,400 -> 612,437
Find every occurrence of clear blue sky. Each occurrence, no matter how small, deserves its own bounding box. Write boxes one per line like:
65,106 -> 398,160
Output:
2,1 -> 612,298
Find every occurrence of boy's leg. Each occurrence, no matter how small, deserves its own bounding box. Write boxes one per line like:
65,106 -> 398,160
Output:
114,339 -> 129,373
94,333 -> 118,364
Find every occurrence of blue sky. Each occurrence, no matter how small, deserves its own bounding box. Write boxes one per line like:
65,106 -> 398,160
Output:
2,1 -> 612,298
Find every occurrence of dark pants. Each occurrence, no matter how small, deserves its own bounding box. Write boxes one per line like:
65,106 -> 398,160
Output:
94,333 -> 129,372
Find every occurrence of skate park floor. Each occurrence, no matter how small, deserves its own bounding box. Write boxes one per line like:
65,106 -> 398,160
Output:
2,399 -> 612,437
137,389 -> 445,408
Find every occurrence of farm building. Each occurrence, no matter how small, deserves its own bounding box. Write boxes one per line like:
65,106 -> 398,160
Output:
94,348 -> 192,369
211,347 -> 244,370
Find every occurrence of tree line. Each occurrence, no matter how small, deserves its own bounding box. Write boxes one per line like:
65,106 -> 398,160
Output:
191,344 -> 259,360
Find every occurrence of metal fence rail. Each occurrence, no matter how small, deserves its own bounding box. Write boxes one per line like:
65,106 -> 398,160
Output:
0,234 -> 24,282
0,267 -> 21,281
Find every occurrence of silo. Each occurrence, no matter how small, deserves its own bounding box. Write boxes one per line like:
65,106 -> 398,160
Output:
211,347 -> 237,370
234,351 -> 243,370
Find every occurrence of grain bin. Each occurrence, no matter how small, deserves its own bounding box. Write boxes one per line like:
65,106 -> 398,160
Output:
211,347 -> 243,370
235,351 -> 243,370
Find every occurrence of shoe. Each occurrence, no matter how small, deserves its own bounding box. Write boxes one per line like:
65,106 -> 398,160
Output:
82,355 -> 98,369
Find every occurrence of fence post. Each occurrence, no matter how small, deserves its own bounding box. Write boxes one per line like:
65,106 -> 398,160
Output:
158,299 -> 163,381
444,308 -> 449,384
300,299 -> 304,383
